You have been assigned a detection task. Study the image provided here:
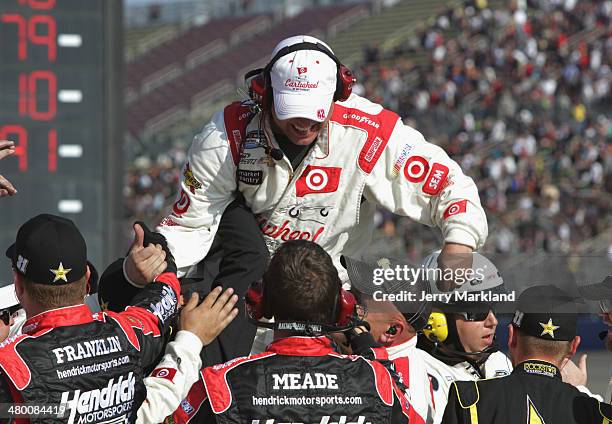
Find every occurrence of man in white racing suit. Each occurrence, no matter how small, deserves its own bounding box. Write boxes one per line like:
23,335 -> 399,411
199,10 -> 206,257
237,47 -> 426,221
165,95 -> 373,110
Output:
124,34 -> 488,286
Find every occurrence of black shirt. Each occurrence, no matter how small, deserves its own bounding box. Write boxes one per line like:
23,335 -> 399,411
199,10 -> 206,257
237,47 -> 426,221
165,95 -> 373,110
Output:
442,359 -> 612,424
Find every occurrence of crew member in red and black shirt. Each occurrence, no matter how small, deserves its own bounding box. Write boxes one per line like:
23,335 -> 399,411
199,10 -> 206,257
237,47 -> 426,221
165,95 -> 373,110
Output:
0,214 -> 180,424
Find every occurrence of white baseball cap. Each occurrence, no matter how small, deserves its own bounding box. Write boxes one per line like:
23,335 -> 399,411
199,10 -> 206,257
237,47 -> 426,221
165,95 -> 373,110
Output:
269,35 -> 338,123
0,283 -> 19,310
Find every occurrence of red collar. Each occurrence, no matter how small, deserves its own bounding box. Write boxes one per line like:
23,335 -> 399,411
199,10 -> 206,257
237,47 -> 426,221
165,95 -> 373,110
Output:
267,336 -> 335,356
22,304 -> 93,335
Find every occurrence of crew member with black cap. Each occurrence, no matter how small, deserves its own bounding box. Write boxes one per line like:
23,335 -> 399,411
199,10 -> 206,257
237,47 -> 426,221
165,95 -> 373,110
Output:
0,214 -> 182,423
579,276 -> 612,403
442,284 -> 612,424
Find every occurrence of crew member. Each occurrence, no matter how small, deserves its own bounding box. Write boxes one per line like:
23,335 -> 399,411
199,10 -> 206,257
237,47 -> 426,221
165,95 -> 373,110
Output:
442,284 -> 612,423
163,240 -> 420,423
0,215 -> 181,423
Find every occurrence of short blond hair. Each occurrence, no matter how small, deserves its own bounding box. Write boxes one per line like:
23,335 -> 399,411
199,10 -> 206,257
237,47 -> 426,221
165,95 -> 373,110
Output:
517,329 -> 572,361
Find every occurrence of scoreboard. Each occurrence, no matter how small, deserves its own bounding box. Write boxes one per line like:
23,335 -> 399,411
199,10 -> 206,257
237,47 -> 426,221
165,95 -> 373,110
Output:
0,0 -> 123,283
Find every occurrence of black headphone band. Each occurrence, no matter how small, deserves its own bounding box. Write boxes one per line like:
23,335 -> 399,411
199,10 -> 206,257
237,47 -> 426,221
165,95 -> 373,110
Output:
263,41 -> 342,75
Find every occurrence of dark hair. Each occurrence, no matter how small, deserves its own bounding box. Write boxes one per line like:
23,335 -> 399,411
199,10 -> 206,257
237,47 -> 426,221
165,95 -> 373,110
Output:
263,240 -> 340,323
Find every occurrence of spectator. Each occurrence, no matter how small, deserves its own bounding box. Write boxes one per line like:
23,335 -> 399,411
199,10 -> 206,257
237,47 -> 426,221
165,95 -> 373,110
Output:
0,140 -> 17,197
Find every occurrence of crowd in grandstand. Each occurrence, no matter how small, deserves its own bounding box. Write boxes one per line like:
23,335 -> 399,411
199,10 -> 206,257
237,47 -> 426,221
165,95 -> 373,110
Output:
123,0 -> 610,257
1,1 -> 611,422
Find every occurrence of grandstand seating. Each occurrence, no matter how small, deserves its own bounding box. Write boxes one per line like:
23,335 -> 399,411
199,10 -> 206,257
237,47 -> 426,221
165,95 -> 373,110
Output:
125,15 -> 272,96
328,0 -> 453,66
125,24 -> 179,61
127,3 -> 369,137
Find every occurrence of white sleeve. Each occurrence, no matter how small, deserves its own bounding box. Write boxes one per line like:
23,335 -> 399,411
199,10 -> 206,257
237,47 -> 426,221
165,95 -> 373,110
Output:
156,110 -> 238,276
136,330 -> 203,424
575,385 -> 604,402
364,120 -> 488,250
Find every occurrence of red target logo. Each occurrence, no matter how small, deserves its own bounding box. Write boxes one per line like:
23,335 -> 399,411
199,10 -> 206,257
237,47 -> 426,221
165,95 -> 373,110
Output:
151,367 -> 177,382
172,189 -> 191,216
403,156 -> 429,183
296,166 -> 342,197
443,199 -> 467,220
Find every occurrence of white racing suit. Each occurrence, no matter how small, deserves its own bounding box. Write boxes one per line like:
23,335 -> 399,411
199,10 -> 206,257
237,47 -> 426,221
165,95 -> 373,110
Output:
157,93 -> 488,282
413,348 -> 513,424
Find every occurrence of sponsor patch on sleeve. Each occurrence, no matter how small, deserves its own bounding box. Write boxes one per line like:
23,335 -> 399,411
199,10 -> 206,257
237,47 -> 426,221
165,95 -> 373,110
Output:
172,189 -> 191,216
183,162 -> 203,194
151,367 -> 177,382
422,163 -> 449,195
443,199 -> 467,220
403,156 -> 429,183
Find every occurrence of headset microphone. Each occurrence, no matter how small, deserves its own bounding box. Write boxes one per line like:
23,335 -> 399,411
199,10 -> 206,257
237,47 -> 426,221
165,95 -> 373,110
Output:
269,147 -> 284,161
386,325 -> 398,335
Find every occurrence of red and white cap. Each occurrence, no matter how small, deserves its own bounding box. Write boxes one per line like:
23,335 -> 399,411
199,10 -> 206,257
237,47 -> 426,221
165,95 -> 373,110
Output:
270,35 -> 337,123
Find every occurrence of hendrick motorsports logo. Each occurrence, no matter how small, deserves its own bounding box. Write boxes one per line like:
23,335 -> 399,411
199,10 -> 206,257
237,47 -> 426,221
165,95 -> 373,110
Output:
150,285 -> 178,324
252,416 -> 371,424
60,372 -> 136,424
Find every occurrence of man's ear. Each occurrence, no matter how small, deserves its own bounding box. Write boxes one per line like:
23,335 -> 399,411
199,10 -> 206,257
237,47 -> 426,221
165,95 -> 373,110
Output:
13,270 -> 25,303
568,335 -> 580,358
507,324 -> 518,350
85,265 -> 92,294
379,319 -> 405,345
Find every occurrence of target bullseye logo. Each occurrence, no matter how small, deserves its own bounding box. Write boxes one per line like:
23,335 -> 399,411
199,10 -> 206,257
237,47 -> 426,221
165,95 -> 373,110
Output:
305,169 -> 329,191
155,369 -> 169,378
296,166 -> 342,197
151,367 -> 177,382
172,189 -> 191,216
443,199 -> 468,220
404,156 -> 429,183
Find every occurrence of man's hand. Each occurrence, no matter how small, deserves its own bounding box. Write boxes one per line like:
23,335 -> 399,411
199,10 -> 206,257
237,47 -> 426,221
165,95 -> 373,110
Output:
124,223 -> 167,285
179,287 -> 239,346
436,243 -> 473,292
561,353 -> 588,387
0,140 -> 17,197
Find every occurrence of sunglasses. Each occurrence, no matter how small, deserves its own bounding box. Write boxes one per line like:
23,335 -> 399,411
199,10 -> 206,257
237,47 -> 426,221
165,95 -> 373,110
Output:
456,310 -> 494,322
0,305 -> 21,326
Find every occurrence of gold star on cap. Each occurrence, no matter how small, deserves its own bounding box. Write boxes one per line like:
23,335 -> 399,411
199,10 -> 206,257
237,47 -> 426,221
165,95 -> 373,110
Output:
49,262 -> 72,283
539,318 -> 560,338
100,299 -> 110,311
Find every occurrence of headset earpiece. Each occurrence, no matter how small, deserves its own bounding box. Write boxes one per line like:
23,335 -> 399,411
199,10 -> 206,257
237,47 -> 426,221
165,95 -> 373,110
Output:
386,325 -> 398,336
336,288 -> 357,326
247,72 -> 267,110
245,281 -> 272,320
422,311 -> 448,343
336,65 -> 356,102
245,279 -> 357,329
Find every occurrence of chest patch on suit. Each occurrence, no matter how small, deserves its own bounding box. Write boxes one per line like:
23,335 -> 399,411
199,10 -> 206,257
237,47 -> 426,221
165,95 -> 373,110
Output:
296,166 -> 342,197
238,170 -> 263,185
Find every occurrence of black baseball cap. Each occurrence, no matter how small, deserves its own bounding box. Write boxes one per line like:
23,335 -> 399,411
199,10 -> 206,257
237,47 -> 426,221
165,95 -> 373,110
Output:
511,284 -> 578,341
5,214 -> 87,286
341,255 -> 432,331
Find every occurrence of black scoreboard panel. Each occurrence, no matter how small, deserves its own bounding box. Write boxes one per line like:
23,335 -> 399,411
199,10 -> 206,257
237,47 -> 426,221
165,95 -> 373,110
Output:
0,0 -> 123,284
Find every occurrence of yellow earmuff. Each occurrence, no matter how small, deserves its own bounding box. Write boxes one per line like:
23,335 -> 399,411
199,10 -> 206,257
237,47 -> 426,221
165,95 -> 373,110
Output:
422,311 -> 448,343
